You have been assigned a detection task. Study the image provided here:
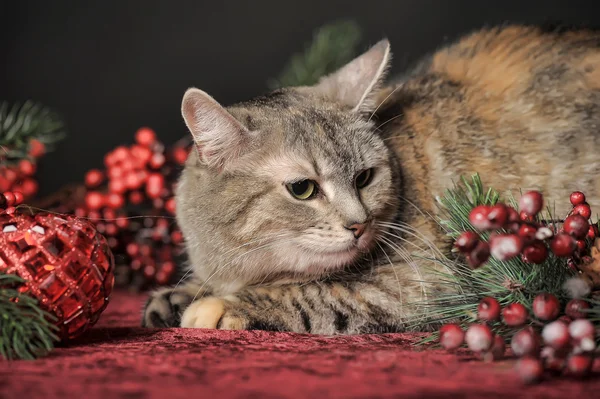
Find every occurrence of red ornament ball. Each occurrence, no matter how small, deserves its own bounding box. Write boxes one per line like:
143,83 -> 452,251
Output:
478,297 -> 501,322
550,233 -> 576,257
532,293 -> 561,321
565,299 -> 591,319
521,241 -> 548,264
455,231 -> 479,253
563,215 -> 590,239
465,324 -> 494,352
0,210 -> 114,340
570,191 -> 586,206
439,323 -> 465,350
519,191 -> 544,216
572,204 -> 592,220
502,303 -> 529,327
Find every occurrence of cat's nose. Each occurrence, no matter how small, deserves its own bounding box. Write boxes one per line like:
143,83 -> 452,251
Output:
345,222 -> 367,239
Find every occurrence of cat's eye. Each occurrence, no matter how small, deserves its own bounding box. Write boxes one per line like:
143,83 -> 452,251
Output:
355,169 -> 374,189
286,180 -> 318,200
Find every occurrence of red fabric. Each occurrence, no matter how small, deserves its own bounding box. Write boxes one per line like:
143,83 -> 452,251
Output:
1,291 -> 598,398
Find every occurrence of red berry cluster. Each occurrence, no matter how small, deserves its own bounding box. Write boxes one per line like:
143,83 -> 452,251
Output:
0,139 -> 45,201
0,190 -> 25,214
455,191 -> 598,269
44,127 -> 191,290
439,294 -> 596,384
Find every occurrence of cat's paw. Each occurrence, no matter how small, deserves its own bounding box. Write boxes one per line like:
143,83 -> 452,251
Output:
180,296 -> 249,330
142,286 -> 194,328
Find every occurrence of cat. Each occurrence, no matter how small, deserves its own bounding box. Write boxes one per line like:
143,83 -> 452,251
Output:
142,25 -> 600,334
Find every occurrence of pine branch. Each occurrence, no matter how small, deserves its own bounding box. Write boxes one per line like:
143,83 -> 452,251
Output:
268,20 -> 362,89
0,101 -> 66,163
0,272 -> 59,360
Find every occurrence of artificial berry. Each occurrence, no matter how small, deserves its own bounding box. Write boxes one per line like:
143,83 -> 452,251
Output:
125,172 -> 143,190
20,178 -> 38,197
146,173 -> 165,199
534,227 -> 553,240
466,241 -> 490,268
135,127 -> 157,147
172,147 -> 189,165
74,207 -> 87,217
155,270 -> 171,285
103,208 -> 117,220
542,321 -> 570,350
171,230 -> 183,244
131,145 -> 152,165
487,204 -> 508,229
469,205 -> 492,230
566,354 -> 593,377
550,233 -> 576,257
455,231 -> 479,253
85,191 -> 105,211
502,303 -> 529,327
149,152 -> 166,169
521,241 -> 548,264
576,239 -> 587,252
112,146 -> 130,162
3,192 -> 15,207
85,169 -> 104,188
28,139 -> 45,158
587,224 -> 599,239
143,264 -> 156,279
572,204 -> 592,220
126,243 -> 140,257
109,179 -> 127,194
439,324 -> 465,350
568,319 -> 596,352
507,207 -> 520,223
515,357 -> 544,384
12,191 -> 23,205
565,299 -> 590,319
106,192 -> 125,209
488,335 -> 506,360
165,198 -> 176,214
465,324 -> 494,353
478,297 -> 501,322
104,223 -> 118,236
532,293 -> 560,321
115,215 -> 129,229
18,159 -> 36,176
570,191 -> 586,206
490,234 -> 523,261
563,214 -> 590,239
87,211 -> 101,222
518,224 -> 537,241
519,191 -> 544,216
511,327 -> 541,357
162,261 -> 176,275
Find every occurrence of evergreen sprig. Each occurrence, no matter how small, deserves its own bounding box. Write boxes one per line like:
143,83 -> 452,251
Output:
0,101 -> 66,163
268,20 -> 362,89
411,174 -> 598,342
0,272 -> 59,360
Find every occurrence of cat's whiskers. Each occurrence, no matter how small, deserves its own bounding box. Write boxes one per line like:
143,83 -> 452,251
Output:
377,221 -> 445,258
367,85 -> 401,122
376,240 -> 404,306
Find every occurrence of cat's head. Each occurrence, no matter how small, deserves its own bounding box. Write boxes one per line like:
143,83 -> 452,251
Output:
176,40 -> 400,290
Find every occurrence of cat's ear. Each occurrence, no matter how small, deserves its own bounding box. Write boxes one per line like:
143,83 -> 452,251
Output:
310,39 -> 391,113
181,88 -> 251,170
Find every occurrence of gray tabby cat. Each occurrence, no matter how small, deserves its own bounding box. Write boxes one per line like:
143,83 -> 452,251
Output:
143,25 -> 600,333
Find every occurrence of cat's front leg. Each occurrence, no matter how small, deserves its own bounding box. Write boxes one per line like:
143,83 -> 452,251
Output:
180,275 -> 417,334
142,281 -> 209,328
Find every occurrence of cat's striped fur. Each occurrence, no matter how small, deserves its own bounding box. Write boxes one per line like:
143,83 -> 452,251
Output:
143,25 -> 600,334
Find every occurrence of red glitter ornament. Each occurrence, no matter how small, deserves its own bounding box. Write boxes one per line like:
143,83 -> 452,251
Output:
0,209 -> 115,340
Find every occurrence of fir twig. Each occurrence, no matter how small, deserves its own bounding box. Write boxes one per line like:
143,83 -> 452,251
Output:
0,101 -> 66,163
0,273 -> 59,360
267,20 -> 362,89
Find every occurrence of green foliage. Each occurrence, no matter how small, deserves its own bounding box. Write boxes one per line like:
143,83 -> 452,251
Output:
411,174 -> 593,341
268,20 -> 362,89
0,273 -> 59,360
0,100 -> 66,164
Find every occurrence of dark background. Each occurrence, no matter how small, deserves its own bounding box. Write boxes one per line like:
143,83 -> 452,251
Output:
2,0 -> 600,196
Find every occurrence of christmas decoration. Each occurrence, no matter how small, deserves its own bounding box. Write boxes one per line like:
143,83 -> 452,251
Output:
420,174 -> 599,384
0,101 -> 66,200
0,191 -> 115,359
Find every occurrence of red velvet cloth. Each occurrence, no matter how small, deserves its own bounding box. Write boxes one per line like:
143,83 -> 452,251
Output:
1,291 -> 598,398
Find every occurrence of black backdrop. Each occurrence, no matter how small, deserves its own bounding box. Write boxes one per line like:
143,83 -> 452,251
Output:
2,0 -> 600,196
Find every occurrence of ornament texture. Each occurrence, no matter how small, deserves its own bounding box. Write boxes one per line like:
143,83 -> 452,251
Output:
0,211 -> 114,340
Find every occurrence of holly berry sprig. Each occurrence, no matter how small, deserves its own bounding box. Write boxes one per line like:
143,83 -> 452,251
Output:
439,294 -> 596,384
0,190 -> 25,214
455,190 -> 598,269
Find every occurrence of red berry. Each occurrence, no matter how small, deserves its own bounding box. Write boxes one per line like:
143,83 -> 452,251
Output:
455,231 -> 479,253
106,192 -> 125,209
439,323 -> 465,350
465,324 -> 494,352
569,319 -> 596,352
511,327 -> 541,357
146,173 -> 165,199
143,264 -> 156,279
108,165 -> 125,180
20,178 -> 38,197
542,320 -> 570,350
576,239 -> 587,252
171,230 -> 183,244
155,270 -> 171,285
488,335 -> 506,360
566,354 -> 593,377
587,224 -> 599,239
12,191 -> 23,205
515,357 -> 544,384
131,145 -> 153,164
518,224 -> 537,241
572,204 -> 592,219
112,146 -> 129,162
3,168 -> 17,183
172,146 -> 189,165
18,159 -> 36,176
502,303 -> 529,327
74,207 -> 87,218
519,210 -> 534,222
85,191 -> 105,211
104,223 -> 118,236
487,204 -> 508,228
565,299 -> 591,319
489,234 -> 523,261
478,297 -> 501,322
85,169 -> 105,188
165,198 -> 176,214
519,191 -> 544,216
129,191 -> 144,204
507,207 -> 520,223
125,172 -> 143,190
570,191 -> 586,206
149,152 -> 166,169
532,293 -> 560,321
135,127 -> 157,147
108,179 -> 127,194
115,215 -> 129,229
469,205 -> 493,230
550,233 -> 577,257
28,139 -> 45,158
564,215 -> 590,239
126,243 -> 139,257
140,244 -> 153,257
87,211 -> 101,223
3,192 -> 15,206
534,226 -> 554,240
466,241 -> 490,269
521,241 -> 548,264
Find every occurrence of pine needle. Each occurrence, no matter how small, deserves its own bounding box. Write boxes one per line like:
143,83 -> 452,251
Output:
0,273 -> 59,360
